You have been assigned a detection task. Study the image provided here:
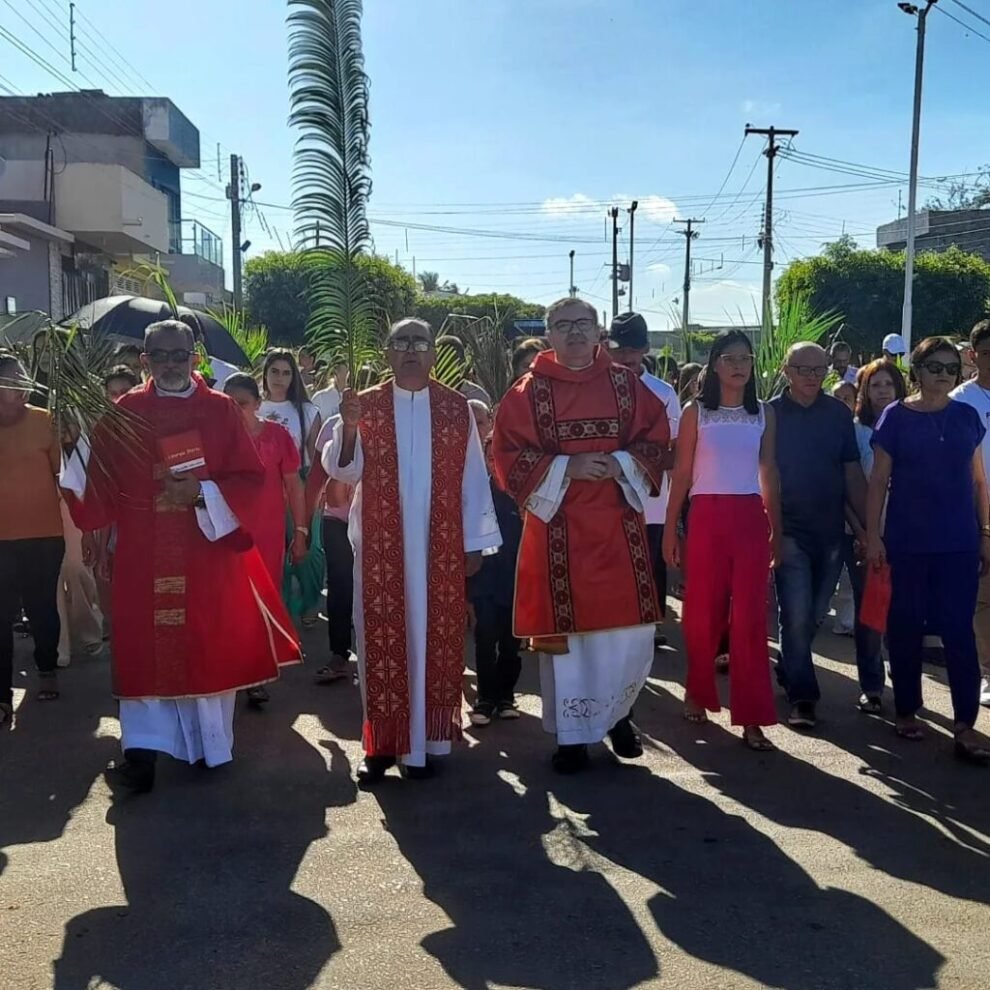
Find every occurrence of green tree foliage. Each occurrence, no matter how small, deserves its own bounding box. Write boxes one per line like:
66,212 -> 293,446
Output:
412,293 -> 544,339
243,250 -> 416,346
925,165 -> 990,211
776,241 -> 990,356
418,271 -> 440,293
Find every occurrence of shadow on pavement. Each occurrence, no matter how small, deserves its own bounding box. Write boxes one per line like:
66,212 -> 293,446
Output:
0,655 -> 117,879
52,674 -> 355,990
373,697 -> 943,990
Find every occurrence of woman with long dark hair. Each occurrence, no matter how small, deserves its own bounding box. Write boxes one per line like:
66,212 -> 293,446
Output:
259,349 -> 324,622
842,358 -> 907,714
259,349 -> 322,469
866,337 -> 990,762
664,330 -> 782,750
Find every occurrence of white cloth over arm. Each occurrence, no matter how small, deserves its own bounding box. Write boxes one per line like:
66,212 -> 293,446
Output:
525,452 -> 651,522
462,414 -> 501,554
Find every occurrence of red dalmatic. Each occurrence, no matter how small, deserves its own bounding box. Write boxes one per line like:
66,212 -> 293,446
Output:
493,348 -> 669,637
65,375 -> 300,699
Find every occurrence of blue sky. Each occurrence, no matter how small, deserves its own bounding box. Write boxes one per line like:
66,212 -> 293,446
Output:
5,0 -> 990,328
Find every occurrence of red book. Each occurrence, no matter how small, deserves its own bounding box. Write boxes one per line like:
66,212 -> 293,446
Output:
158,429 -> 208,479
860,563 -> 892,634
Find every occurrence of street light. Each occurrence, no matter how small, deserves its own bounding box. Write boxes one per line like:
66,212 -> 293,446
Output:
627,200 -> 638,313
898,0 -> 938,352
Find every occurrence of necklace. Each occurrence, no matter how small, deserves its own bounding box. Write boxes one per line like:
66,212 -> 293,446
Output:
929,404 -> 951,443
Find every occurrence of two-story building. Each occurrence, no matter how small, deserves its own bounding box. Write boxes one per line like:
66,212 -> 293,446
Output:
0,90 -> 226,325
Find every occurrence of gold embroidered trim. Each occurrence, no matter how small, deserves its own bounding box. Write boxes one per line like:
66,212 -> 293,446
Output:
154,577 -> 186,595
153,608 -> 186,627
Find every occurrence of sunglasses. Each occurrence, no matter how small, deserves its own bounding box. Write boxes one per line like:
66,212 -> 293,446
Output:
145,348 -> 193,364
918,361 -> 961,376
550,318 -> 598,335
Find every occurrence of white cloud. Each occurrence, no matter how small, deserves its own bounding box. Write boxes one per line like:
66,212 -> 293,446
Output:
741,99 -> 782,117
541,192 -> 678,224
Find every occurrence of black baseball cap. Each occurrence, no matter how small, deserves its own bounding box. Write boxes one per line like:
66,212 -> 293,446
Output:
608,312 -> 649,349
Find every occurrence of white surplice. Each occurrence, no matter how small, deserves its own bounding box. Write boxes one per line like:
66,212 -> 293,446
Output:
324,382 -> 501,767
59,381 -> 242,767
527,451 -> 656,745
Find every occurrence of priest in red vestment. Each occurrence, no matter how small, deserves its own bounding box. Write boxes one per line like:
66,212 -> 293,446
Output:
493,297 -> 670,774
61,320 -> 300,793
323,318 -> 500,784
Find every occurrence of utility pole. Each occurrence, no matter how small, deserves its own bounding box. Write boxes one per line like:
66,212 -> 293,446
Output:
610,207 -> 620,318
228,153 -> 242,311
69,3 -> 77,71
675,218 -> 704,361
745,124 -> 799,331
899,0 -> 938,351
568,249 -> 576,297
627,200 -> 638,313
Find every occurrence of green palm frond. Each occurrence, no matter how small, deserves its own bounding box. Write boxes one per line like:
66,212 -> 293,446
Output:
433,340 -> 466,389
288,0 -> 380,380
120,261 -> 180,315
440,310 -> 512,402
207,305 -> 269,369
755,292 -> 843,399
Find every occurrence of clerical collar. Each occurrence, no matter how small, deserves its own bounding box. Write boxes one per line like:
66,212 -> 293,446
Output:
392,380 -> 429,398
154,379 -> 196,399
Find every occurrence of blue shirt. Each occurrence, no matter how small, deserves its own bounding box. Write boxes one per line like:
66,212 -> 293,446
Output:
770,389 -> 860,551
872,399 -> 985,557
468,482 -> 522,608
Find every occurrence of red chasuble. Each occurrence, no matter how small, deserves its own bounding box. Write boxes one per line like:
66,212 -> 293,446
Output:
65,374 -> 301,699
493,348 -> 669,637
358,380 -> 470,757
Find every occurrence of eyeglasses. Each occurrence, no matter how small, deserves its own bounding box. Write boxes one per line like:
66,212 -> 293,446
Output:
718,353 -> 754,368
550,318 -> 597,335
388,337 -> 433,353
145,348 -> 193,364
919,361 -> 961,376
788,364 -> 829,379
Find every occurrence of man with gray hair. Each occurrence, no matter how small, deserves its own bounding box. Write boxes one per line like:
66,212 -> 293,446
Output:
324,317 -> 500,783
770,341 -> 867,730
61,320 -> 300,792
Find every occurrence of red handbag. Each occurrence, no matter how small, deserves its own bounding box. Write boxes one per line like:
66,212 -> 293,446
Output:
860,564 -> 892,633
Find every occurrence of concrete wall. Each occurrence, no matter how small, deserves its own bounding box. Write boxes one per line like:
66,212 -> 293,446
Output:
0,234 -> 54,315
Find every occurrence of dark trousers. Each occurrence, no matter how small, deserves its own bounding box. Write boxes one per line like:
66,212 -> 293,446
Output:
0,536 -> 65,706
322,517 -> 354,659
645,523 -> 667,617
473,599 -> 521,706
887,551 -> 981,727
841,534 -> 884,696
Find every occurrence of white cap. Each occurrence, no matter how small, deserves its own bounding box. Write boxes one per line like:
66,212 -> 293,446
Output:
882,333 -> 906,356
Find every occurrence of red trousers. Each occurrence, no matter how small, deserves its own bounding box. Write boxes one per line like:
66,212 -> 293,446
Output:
683,494 -> 776,726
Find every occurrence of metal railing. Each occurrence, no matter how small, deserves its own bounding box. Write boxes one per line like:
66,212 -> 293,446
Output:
168,219 -> 223,268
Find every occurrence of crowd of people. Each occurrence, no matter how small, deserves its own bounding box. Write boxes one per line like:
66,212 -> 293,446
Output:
2,299 -> 989,793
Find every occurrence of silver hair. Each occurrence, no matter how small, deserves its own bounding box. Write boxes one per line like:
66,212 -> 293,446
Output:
467,398 -> 491,415
388,317 -> 434,341
785,340 -> 827,362
144,319 -> 195,348
545,296 -> 598,330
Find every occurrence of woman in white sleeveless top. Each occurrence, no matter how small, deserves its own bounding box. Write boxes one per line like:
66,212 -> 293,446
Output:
664,330 -> 783,751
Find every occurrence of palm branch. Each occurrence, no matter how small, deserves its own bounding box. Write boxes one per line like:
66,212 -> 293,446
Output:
207,304 -> 269,369
754,292 -> 843,399
288,0 -> 381,380
439,309 -> 512,402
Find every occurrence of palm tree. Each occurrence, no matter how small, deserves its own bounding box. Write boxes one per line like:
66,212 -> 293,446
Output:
418,271 -> 441,293
288,0 -> 379,381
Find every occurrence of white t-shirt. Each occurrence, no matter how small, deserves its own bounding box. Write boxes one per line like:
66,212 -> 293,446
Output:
311,385 -> 342,424
259,399 -> 320,457
639,370 -> 681,525
950,380 -> 990,480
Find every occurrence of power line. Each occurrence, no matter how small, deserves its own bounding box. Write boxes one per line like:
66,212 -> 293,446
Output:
948,0 -> 990,31
936,3 -> 990,42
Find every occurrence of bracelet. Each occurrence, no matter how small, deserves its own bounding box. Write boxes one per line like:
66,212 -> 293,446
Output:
981,526 -> 990,537
295,525 -> 310,536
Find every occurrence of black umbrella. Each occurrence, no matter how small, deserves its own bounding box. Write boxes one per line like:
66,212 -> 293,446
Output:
65,295 -> 249,367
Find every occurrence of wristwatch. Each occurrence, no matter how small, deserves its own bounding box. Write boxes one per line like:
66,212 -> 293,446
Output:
981,525 -> 990,537
193,493 -> 207,510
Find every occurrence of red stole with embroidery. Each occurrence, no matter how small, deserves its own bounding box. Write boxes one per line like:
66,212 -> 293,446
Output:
358,380 -> 470,756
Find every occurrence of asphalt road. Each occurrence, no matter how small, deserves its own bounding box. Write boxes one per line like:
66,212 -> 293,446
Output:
2,610 -> 989,990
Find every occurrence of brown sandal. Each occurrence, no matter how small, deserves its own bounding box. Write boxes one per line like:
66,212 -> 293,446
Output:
37,672 -> 60,702
743,726 -> 776,751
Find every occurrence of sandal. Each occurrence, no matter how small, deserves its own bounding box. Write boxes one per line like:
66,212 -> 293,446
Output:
954,729 -> 990,766
743,726 -> 776,751
895,720 -> 924,741
37,672 -> 60,702
246,686 -> 270,707
683,702 -> 709,724
857,694 -> 882,716
314,665 -> 348,685
0,702 -> 12,726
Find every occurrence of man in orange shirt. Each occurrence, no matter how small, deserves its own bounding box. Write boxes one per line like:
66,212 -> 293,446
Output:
0,352 -> 65,724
